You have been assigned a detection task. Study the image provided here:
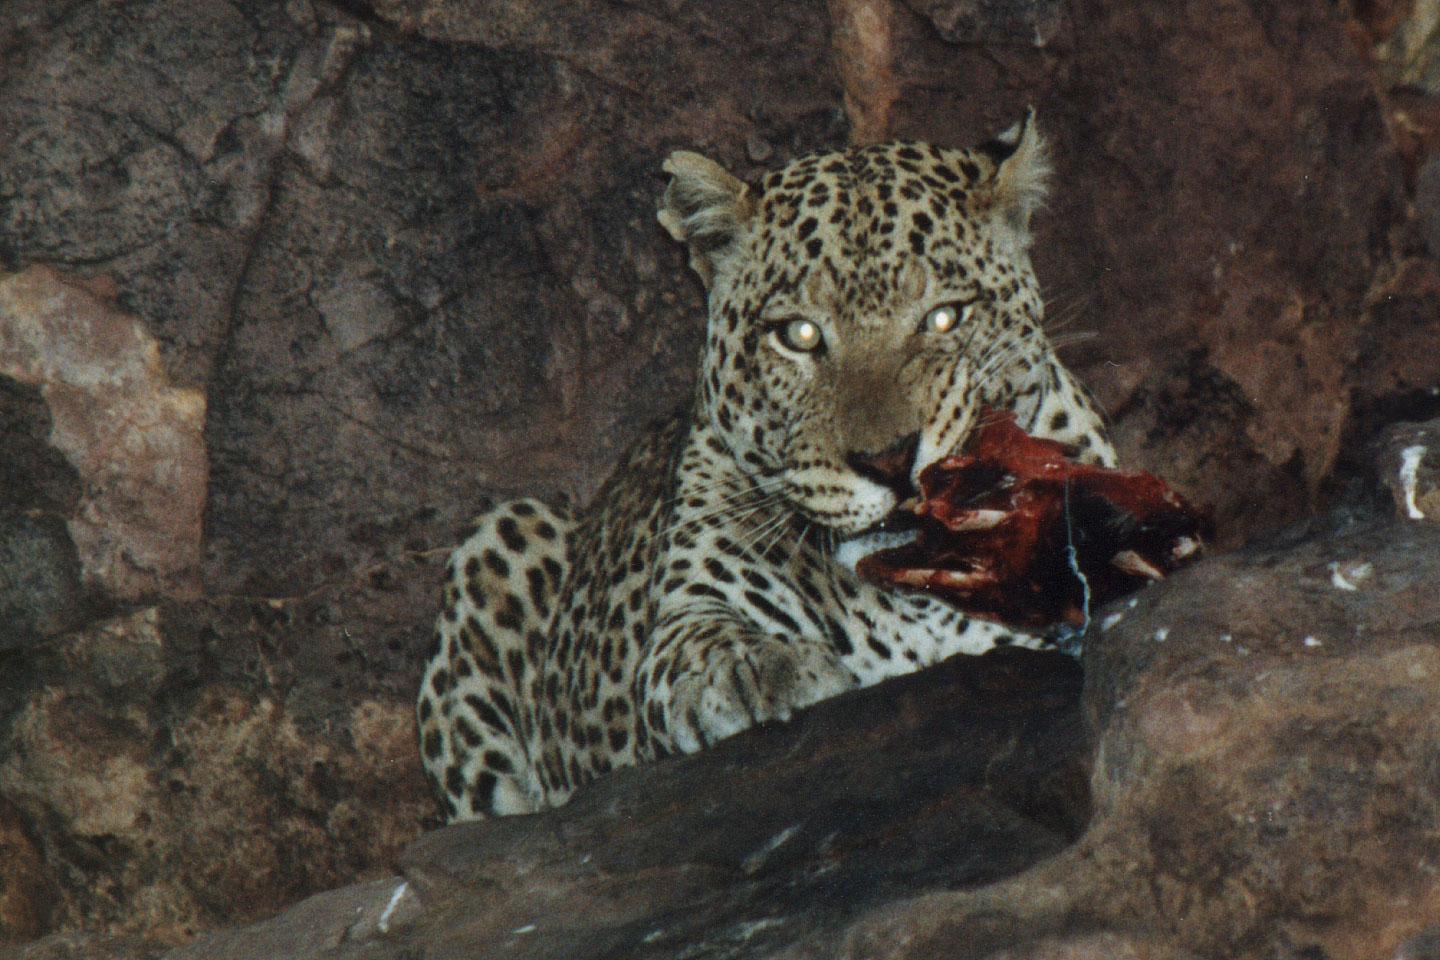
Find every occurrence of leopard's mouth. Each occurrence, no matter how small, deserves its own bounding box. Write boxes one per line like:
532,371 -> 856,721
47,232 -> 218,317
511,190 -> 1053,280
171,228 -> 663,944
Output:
832,502 -> 923,574
859,502 -> 923,536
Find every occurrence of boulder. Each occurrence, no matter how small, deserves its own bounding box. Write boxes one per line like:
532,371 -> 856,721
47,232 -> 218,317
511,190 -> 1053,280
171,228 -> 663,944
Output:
0,267 -> 206,619
155,495 -> 1440,959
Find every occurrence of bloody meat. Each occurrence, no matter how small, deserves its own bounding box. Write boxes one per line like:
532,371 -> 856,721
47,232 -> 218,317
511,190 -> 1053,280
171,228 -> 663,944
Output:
856,410 -> 1210,629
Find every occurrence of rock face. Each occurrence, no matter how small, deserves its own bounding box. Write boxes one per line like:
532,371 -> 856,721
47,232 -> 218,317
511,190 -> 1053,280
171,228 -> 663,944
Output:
2,0 -> 1440,956
149,501 -> 1440,960
0,603 -> 431,951
0,268 -> 207,608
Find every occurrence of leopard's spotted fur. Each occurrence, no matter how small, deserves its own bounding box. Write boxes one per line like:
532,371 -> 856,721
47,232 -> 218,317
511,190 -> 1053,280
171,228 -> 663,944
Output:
418,113 -> 1115,821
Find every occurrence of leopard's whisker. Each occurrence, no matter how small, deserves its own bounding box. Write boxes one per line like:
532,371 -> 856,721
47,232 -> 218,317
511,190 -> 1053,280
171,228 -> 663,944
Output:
742,508 -> 795,562
783,519 -> 810,572
671,476 -> 787,533
675,487 -> 787,534
680,471 -> 784,499
965,351 -> 1021,408
1040,289 -> 1097,337
1048,329 -> 1099,351
970,337 -> 1043,399
676,487 -> 771,521
759,521 -> 796,565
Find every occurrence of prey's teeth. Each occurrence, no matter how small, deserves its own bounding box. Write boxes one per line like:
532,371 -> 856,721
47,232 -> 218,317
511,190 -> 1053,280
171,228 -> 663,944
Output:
931,569 -> 992,589
895,568 -> 939,586
949,509 -> 1008,531
1171,536 -> 1202,560
892,569 -> 992,590
1111,549 -> 1165,580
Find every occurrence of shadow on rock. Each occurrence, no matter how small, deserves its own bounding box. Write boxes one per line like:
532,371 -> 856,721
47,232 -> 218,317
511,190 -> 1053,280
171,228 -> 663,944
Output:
401,647 -> 1090,960
161,487 -> 1440,960
168,647 -> 1090,960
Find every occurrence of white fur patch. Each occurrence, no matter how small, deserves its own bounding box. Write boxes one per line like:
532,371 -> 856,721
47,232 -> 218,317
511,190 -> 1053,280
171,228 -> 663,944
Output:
834,529 -> 919,575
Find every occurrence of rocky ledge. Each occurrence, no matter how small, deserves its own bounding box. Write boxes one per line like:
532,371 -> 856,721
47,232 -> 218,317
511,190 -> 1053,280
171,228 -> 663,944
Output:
133,428 -> 1440,960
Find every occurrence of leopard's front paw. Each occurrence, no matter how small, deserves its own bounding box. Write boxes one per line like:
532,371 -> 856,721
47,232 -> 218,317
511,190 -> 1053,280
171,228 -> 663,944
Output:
664,640 -> 855,753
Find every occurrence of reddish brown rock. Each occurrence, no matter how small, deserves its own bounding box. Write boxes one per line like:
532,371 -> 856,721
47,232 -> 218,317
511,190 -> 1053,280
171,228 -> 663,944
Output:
1,0 -> 1439,954
0,267 -> 206,603
160,645 -> 1092,960
823,515 -> 1440,959
0,602 -> 431,952
0,798 -> 52,945
898,0 -> 1066,46
161,878 -> 418,960
130,509 -> 1440,960
0,932 -> 164,960
828,0 -> 902,144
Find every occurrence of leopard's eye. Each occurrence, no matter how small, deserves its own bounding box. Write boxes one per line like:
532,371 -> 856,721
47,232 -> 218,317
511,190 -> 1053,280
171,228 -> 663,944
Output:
923,302 -> 973,334
776,318 -> 824,353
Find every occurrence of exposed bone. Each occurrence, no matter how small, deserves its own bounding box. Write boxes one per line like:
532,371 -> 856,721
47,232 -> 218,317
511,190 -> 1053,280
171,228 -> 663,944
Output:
946,509 -> 1009,531
1111,549 -> 1166,581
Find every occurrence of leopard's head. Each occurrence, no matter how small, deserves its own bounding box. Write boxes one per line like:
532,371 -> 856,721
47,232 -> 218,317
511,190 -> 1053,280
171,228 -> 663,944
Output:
659,112 -> 1063,536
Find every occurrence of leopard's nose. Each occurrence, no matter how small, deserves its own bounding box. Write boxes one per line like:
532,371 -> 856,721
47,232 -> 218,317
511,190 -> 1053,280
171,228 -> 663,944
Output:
846,432 -> 920,492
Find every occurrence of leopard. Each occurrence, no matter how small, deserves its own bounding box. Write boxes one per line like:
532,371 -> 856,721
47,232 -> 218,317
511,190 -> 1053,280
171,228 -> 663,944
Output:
417,111 -> 1116,822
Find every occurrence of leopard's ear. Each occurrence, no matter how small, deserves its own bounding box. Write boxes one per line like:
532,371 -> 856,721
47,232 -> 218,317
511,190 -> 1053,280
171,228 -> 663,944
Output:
657,151 -> 755,289
973,107 -> 1050,247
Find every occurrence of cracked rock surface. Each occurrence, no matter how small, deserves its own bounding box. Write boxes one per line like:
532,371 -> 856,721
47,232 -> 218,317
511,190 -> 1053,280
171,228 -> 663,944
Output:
3,0 -> 1440,956
140,506 -> 1440,960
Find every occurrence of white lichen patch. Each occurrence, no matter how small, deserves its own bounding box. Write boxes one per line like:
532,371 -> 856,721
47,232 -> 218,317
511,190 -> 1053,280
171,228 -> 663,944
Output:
1400,445 -> 1428,519
1328,560 -> 1373,591
1303,636 -> 1323,648
377,881 -> 411,935
1152,627 -> 1170,642
742,823 -> 802,874
731,917 -> 787,940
